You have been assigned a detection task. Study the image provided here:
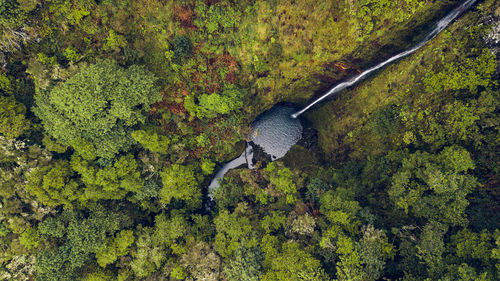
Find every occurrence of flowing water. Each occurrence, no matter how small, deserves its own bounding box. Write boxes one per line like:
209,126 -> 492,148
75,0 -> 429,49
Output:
207,144 -> 253,198
208,0 -> 479,198
291,0 -> 479,118
208,105 -> 302,194
249,106 -> 303,160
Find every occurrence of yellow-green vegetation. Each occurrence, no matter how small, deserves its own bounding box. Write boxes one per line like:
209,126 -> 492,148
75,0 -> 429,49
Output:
0,95 -> 30,139
310,3 -> 498,160
33,60 -> 161,160
0,0 -> 498,280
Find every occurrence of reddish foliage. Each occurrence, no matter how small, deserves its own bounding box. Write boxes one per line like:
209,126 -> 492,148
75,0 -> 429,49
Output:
207,0 -> 221,5
173,5 -> 196,30
205,82 -> 221,94
149,92 -> 168,115
150,90 -> 188,117
311,209 -> 321,219
305,202 -> 321,218
372,40 -> 382,49
167,103 -> 187,115
326,61 -> 360,73
190,53 -> 239,94
480,175 -> 500,200
191,147 -> 204,158
316,61 -> 362,86
220,54 -> 238,84
208,116 -> 223,128
225,71 -> 237,84
150,101 -> 167,115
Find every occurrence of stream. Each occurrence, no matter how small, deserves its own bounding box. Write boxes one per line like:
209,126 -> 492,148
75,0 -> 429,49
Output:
207,0 -> 479,199
208,104 -> 302,196
292,0 -> 479,118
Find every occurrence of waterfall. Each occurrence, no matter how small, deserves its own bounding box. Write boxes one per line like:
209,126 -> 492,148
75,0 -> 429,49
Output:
291,0 -> 479,119
207,104 -> 302,197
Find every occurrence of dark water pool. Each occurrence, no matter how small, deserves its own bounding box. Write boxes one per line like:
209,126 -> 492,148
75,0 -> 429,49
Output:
208,104 -> 303,195
249,105 -> 303,160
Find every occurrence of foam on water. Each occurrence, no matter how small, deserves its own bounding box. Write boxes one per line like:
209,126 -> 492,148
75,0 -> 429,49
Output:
208,104 -> 302,193
250,105 -> 303,160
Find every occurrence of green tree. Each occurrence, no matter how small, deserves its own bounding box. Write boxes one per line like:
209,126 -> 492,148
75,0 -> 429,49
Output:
201,158 -> 215,175
26,160 -> 81,207
172,35 -> 193,63
0,95 -> 30,139
358,225 -> 395,281
38,217 -> 65,238
400,91 -> 497,149
130,227 -> 167,278
446,228 -> 499,280
492,231 -> 500,274
34,60 -> 161,160
286,213 -> 316,236
181,242 -> 221,281
452,229 -> 495,262
131,129 -> 170,154
453,264 -> 492,281
0,0 -> 33,63
65,207 -> 132,269
70,154 -> 144,202
389,146 -> 478,226
83,268 -> 115,281
130,212 -> 190,278
264,162 -> 299,204
424,50 -> 497,94
348,0 -> 427,39
416,221 -> 448,277
197,87 -> 245,119
19,227 -> 40,250
262,241 -> 328,281
319,188 -> 361,236
35,246 -> 77,281
223,246 -> 264,281
95,229 -> 135,267
42,135 -> 68,154
36,205 -> 132,280
0,136 -> 54,269
214,210 -> 258,258
0,0 -> 26,29
159,164 -> 200,205
318,188 -> 366,281
260,211 -> 287,234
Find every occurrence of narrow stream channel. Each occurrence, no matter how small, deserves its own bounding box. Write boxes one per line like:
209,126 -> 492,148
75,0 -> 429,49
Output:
208,104 -> 303,197
208,0 -> 480,201
292,0 -> 479,118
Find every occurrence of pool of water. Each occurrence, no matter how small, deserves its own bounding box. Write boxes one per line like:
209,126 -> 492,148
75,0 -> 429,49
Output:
249,105 -> 303,160
207,104 -> 303,194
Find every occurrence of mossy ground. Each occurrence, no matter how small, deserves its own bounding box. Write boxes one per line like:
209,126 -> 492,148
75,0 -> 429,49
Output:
306,0 -> 498,162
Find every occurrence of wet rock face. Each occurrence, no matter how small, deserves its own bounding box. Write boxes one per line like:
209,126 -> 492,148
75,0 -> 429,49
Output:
484,15 -> 500,56
247,142 -> 271,167
207,104 -> 303,194
249,105 -> 303,161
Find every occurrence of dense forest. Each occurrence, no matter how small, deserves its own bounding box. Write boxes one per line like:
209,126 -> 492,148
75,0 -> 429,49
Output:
0,0 -> 499,280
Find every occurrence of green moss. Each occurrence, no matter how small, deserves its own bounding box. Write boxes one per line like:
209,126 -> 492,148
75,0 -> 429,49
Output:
308,4 -> 496,160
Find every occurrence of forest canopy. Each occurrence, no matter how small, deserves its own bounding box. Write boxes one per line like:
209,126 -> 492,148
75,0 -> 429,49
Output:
33,60 -> 161,160
0,0 -> 498,280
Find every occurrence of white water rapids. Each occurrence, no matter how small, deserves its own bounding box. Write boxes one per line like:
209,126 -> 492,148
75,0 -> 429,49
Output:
292,0 -> 479,118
